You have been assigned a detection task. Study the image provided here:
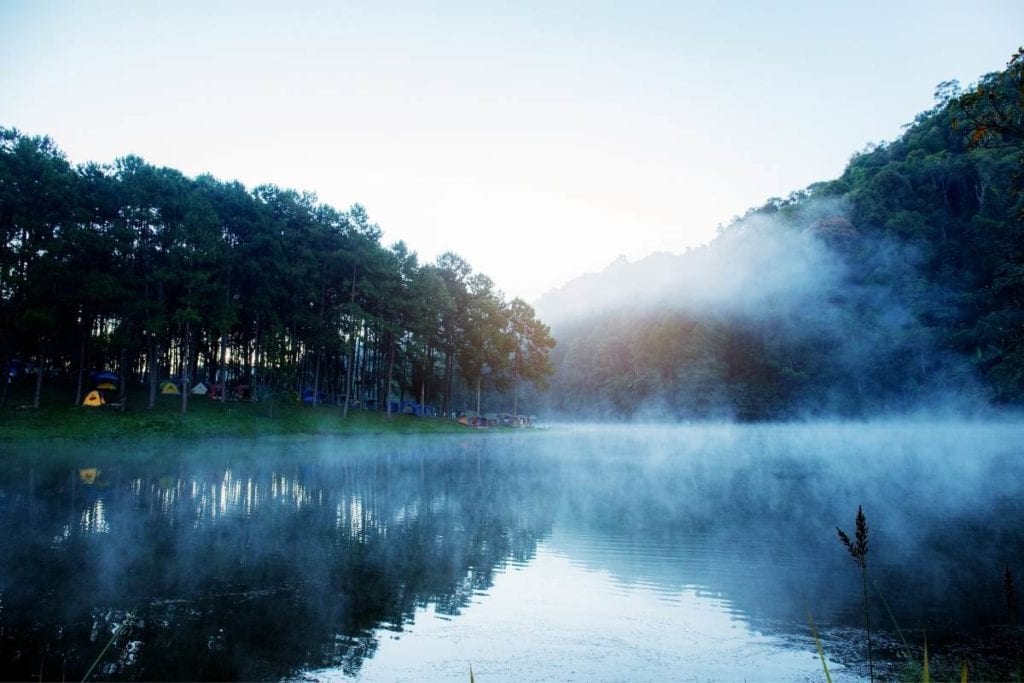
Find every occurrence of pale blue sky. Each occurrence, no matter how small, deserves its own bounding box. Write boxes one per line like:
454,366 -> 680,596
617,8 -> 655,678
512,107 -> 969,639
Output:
2,1 -> 1022,300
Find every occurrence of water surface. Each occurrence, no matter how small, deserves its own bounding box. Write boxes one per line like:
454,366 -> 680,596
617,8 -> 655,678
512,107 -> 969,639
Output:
2,423 -> 1022,681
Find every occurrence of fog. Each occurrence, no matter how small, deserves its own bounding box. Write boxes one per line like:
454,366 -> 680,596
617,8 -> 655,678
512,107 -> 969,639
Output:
530,200 -> 991,419
3,423 -> 1023,679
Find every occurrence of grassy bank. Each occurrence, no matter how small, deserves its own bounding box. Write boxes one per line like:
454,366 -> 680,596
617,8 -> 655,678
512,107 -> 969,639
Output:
0,389 -> 472,441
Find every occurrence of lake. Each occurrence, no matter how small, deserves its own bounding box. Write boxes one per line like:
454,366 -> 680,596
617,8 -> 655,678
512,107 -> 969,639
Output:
2,422 -> 1023,681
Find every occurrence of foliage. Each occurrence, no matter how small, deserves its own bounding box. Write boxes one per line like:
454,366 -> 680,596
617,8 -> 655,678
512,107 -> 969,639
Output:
0,136 -> 555,416
542,51 -> 1024,418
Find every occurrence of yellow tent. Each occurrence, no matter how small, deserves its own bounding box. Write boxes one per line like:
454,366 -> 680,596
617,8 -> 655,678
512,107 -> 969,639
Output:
96,381 -> 117,391
82,390 -> 105,407
160,381 -> 180,395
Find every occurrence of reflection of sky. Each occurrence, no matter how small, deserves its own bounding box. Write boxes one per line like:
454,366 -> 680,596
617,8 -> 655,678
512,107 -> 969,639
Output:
309,544 -> 862,682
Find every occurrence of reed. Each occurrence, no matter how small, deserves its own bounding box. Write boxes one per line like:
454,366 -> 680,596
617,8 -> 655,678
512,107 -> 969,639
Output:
806,608 -> 833,683
1006,565 -> 1021,682
838,505 -> 874,682
81,610 -> 137,682
922,630 -> 929,683
874,580 -> 913,660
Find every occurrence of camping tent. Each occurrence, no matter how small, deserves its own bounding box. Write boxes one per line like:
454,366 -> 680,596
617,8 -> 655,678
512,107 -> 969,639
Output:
301,388 -> 327,403
96,381 -> 117,391
82,390 -> 105,407
94,370 -> 119,382
191,382 -> 209,395
160,380 -> 180,395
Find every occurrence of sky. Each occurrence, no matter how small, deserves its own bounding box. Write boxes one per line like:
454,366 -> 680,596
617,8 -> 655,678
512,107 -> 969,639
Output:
2,1 -> 1023,301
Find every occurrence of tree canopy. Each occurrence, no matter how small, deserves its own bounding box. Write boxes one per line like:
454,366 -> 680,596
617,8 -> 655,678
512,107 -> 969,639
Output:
0,134 -> 555,415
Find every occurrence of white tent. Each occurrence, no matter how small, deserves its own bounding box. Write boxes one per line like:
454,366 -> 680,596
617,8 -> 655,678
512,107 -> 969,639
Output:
191,382 -> 209,395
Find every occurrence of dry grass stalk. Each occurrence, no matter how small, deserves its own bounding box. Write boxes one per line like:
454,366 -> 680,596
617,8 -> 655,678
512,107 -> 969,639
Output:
838,505 -> 874,682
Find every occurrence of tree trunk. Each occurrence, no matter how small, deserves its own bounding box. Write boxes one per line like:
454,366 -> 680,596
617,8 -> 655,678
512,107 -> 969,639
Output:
448,350 -> 455,414
442,347 -> 453,416
0,358 -> 9,408
148,338 -> 158,409
385,334 -> 395,417
312,349 -> 321,409
313,283 -> 326,408
342,262 -> 358,418
475,374 -> 482,415
180,322 -> 190,415
219,329 -> 228,404
33,344 -> 45,409
420,346 -> 428,409
74,326 -> 87,406
359,320 -> 369,405
242,333 -> 251,392
343,335 -> 354,418
513,344 -> 520,416
252,312 -> 261,399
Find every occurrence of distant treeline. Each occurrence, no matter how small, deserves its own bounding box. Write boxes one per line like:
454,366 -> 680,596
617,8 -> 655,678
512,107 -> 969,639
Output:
540,51 -> 1024,419
0,133 -> 554,414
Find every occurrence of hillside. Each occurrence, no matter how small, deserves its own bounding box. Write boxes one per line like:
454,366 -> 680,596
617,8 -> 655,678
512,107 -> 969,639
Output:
534,54 -> 1024,419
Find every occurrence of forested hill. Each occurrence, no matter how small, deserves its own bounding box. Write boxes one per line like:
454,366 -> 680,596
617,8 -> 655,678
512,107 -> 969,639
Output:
536,52 -> 1024,419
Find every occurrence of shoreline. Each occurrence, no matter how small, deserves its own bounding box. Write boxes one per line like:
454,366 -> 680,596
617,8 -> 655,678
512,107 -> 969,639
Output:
0,397 -> 488,442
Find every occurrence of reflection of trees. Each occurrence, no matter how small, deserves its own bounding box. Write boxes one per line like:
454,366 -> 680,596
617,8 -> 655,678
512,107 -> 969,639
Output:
6,429 -> 1021,680
0,438 -> 557,681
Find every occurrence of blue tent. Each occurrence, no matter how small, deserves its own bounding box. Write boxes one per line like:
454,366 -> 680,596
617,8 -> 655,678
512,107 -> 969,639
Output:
388,400 -> 435,417
93,370 -> 119,383
301,388 -> 327,403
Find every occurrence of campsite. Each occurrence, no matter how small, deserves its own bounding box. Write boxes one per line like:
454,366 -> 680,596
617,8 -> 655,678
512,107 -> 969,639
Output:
3,384 -> 474,440
4,3 -> 1024,680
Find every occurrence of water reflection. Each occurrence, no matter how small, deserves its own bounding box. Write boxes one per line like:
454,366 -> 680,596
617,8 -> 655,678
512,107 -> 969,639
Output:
0,437 -> 556,680
1,424 -> 1022,681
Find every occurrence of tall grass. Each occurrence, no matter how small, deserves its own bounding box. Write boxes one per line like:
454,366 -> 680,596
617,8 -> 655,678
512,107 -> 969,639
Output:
806,609 -> 833,683
1006,566 -> 1021,682
838,505 -> 874,682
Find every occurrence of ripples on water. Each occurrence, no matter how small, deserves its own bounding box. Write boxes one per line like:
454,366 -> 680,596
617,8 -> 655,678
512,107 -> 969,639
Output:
1,423 -> 1022,681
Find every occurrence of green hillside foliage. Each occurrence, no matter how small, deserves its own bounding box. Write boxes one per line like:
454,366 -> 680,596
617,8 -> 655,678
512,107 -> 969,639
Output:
542,53 -> 1024,419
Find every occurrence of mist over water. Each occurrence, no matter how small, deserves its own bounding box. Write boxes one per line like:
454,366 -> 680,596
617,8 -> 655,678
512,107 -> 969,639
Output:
2,423 -> 1023,680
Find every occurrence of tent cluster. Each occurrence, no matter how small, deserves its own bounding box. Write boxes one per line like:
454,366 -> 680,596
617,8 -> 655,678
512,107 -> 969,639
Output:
388,400 -> 437,417
81,374 -> 182,406
456,411 -> 532,428
82,371 -> 120,408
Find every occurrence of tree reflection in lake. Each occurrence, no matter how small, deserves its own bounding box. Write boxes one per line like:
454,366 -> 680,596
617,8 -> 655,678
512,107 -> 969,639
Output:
0,437 -> 557,681
2,424 -> 1024,681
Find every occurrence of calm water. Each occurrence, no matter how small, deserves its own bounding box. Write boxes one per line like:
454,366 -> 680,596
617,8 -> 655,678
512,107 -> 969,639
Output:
2,423 -> 1023,681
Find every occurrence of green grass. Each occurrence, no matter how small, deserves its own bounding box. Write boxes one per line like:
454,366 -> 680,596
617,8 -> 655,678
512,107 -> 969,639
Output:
0,386 -> 476,441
